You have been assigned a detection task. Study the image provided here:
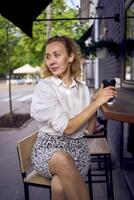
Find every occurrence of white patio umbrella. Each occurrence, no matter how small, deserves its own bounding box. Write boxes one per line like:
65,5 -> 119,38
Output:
34,66 -> 42,73
13,64 -> 36,74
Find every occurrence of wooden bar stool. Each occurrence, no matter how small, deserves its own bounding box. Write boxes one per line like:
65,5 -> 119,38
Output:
86,137 -> 114,200
17,132 -> 92,200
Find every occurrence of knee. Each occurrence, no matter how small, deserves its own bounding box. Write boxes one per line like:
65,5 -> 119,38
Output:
49,151 -> 75,175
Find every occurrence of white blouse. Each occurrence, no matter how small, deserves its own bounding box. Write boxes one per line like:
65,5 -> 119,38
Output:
31,76 -> 92,139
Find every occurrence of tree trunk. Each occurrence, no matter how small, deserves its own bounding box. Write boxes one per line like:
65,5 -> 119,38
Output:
8,68 -> 13,118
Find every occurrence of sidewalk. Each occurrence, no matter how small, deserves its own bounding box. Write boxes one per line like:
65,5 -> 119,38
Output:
0,97 -> 49,200
0,119 -> 52,200
0,81 -> 35,117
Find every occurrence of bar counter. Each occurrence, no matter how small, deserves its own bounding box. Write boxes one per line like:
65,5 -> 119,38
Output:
101,88 -> 134,124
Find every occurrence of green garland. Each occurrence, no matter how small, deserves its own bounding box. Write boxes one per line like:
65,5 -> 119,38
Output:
126,39 -> 134,56
78,38 -> 134,58
78,39 -> 120,58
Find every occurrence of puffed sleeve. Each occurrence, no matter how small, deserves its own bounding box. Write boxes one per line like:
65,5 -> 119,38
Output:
31,80 -> 69,133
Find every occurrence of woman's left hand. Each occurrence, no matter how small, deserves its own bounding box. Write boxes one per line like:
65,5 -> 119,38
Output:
92,84 -> 117,105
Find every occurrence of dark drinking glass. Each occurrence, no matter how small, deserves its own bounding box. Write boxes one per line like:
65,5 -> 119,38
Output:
102,79 -> 116,104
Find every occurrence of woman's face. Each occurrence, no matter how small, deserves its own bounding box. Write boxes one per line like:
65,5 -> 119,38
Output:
45,41 -> 73,79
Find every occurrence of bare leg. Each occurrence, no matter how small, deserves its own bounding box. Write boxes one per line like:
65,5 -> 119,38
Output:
51,175 -> 67,200
49,151 -> 90,200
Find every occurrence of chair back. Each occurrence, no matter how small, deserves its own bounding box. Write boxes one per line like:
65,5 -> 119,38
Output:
17,132 -> 38,173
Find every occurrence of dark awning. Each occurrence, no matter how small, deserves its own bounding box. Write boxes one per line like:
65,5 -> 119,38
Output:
78,24 -> 94,43
0,0 -> 53,37
77,24 -> 94,56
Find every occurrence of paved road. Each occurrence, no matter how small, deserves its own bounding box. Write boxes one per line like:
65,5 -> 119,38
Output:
0,82 -> 35,116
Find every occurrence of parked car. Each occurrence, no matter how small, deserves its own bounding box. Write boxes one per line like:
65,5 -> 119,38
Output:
6,78 -> 37,85
6,78 -> 25,85
24,78 -> 37,84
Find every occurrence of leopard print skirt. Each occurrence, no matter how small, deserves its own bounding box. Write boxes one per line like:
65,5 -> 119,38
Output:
31,132 -> 90,179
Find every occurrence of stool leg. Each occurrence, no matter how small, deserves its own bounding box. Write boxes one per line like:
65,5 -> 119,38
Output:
24,183 -> 29,200
50,188 -> 52,200
87,167 -> 93,200
98,155 -> 102,169
108,155 -> 114,200
104,155 -> 111,200
105,154 -> 114,200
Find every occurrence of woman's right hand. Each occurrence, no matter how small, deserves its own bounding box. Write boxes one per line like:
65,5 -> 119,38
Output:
94,84 -> 117,106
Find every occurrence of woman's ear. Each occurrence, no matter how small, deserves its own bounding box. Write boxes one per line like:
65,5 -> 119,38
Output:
69,57 -> 73,63
69,54 -> 74,63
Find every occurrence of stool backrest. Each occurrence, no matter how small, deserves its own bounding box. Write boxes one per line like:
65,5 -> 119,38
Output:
17,132 -> 37,173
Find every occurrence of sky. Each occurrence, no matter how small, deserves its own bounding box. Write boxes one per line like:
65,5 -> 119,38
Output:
65,0 -> 80,8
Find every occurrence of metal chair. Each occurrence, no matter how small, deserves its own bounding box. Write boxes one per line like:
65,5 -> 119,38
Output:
17,132 -> 51,200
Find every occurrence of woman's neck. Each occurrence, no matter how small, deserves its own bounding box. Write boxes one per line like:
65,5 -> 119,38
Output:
63,78 -> 73,87
58,74 -> 73,88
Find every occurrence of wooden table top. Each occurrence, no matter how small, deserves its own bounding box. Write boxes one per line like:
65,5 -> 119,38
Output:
101,88 -> 134,124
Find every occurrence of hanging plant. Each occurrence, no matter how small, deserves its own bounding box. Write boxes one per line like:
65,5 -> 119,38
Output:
126,39 -> 134,56
86,40 -> 120,58
77,40 -> 89,58
96,47 -> 109,59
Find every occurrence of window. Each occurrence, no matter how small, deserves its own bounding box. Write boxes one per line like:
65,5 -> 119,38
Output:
122,0 -> 134,89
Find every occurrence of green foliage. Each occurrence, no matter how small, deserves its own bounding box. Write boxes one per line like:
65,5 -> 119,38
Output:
0,0 -> 88,76
0,17 -> 21,74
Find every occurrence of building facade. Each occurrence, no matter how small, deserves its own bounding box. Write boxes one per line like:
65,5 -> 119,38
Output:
80,0 -> 134,197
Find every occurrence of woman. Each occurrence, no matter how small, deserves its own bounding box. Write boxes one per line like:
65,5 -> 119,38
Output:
31,36 -> 117,200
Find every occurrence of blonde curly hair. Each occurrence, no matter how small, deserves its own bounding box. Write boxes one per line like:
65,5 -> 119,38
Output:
43,36 -> 81,80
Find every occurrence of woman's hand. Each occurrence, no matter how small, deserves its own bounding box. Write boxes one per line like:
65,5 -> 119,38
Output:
92,84 -> 117,106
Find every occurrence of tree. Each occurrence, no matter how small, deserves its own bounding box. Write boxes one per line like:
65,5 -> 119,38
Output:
0,18 -> 20,118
